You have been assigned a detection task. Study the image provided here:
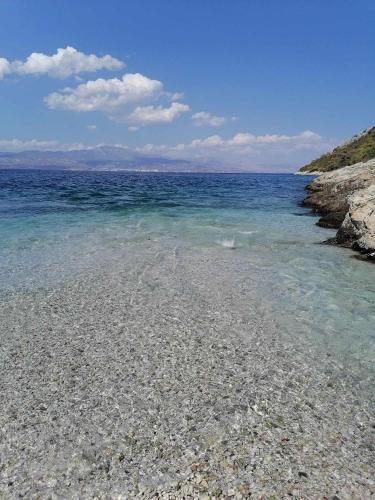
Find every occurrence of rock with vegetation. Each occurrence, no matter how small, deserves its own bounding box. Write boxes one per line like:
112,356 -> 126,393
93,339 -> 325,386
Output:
299,127 -> 375,174
302,158 -> 375,260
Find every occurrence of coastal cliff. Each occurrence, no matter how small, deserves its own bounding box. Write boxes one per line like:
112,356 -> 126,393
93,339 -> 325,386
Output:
302,159 -> 375,260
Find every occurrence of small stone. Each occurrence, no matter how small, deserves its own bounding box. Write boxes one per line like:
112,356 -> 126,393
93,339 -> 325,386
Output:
238,483 -> 251,495
191,462 -> 202,472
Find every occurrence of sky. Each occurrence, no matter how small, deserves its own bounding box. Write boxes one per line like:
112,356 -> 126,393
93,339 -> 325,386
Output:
0,0 -> 374,171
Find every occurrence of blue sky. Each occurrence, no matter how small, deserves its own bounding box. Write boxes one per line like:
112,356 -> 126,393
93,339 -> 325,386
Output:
0,0 -> 374,170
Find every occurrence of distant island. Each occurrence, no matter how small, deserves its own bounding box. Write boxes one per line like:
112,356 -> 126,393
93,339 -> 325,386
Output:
299,127 -> 375,261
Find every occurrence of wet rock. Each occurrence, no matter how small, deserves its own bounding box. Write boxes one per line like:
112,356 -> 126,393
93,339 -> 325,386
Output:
316,212 -> 346,229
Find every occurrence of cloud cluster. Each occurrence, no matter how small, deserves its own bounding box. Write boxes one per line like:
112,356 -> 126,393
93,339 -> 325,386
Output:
137,130 -> 334,168
45,73 -> 163,113
0,47 -> 124,79
45,72 -> 190,125
1,46 -> 234,128
0,45 -> 327,153
140,130 -> 323,154
0,129 -> 335,171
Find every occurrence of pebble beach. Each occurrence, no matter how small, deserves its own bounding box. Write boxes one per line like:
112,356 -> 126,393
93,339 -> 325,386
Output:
0,241 -> 373,498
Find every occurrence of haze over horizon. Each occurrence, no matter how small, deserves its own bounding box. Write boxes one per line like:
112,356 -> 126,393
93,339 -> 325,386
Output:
0,0 -> 374,171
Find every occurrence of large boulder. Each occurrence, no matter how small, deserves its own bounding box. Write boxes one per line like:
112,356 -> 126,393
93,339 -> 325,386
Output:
303,159 -> 375,217
336,185 -> 375,258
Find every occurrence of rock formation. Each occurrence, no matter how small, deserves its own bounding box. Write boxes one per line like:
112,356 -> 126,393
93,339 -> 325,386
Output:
302,159 -> 375,260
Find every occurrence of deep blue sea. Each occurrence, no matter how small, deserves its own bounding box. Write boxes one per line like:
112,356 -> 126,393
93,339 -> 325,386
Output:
1,169 -> 374,378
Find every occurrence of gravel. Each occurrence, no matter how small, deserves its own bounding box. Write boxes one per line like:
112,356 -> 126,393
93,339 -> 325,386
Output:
0,241 -> 373,498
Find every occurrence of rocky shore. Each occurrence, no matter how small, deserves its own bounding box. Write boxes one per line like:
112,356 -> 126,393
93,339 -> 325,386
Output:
302,158 -> 375,261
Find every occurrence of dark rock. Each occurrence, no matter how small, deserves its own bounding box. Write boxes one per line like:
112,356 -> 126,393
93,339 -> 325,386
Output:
322,237 -> 338,246
316,212 -> 346,229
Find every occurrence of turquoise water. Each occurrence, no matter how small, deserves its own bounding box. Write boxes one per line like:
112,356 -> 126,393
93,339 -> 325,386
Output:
1,169 -> 374,377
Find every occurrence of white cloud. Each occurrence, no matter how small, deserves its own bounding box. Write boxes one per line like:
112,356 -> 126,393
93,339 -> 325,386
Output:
87,124 -> 97,130
192,111 -> 228,127
127,102 -> 190,124
187,130 -> 322,150
0,58 -> 11,79
227,130 -> 322,146
45,73 -> 163,113
45,72 -> 188,125
190,135 -> 224,147
0,46 -> 124,80
0,138 -> 87,152
170,92 -> 184,101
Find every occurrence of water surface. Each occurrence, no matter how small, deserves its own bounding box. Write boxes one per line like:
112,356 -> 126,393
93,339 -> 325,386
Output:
1,169 -> 374,380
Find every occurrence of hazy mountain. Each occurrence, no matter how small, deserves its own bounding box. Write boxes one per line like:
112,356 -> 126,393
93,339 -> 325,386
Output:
0,145 -> 250,173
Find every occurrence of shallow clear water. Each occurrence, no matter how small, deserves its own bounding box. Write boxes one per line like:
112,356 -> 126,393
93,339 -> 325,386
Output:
1,169 -> 374,377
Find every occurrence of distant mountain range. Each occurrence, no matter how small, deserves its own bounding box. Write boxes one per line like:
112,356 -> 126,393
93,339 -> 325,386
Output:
0,146 -> 247,173
299,127 -> 375,173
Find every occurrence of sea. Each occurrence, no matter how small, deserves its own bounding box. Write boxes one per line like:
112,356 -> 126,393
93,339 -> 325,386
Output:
1,169 -> 374,385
